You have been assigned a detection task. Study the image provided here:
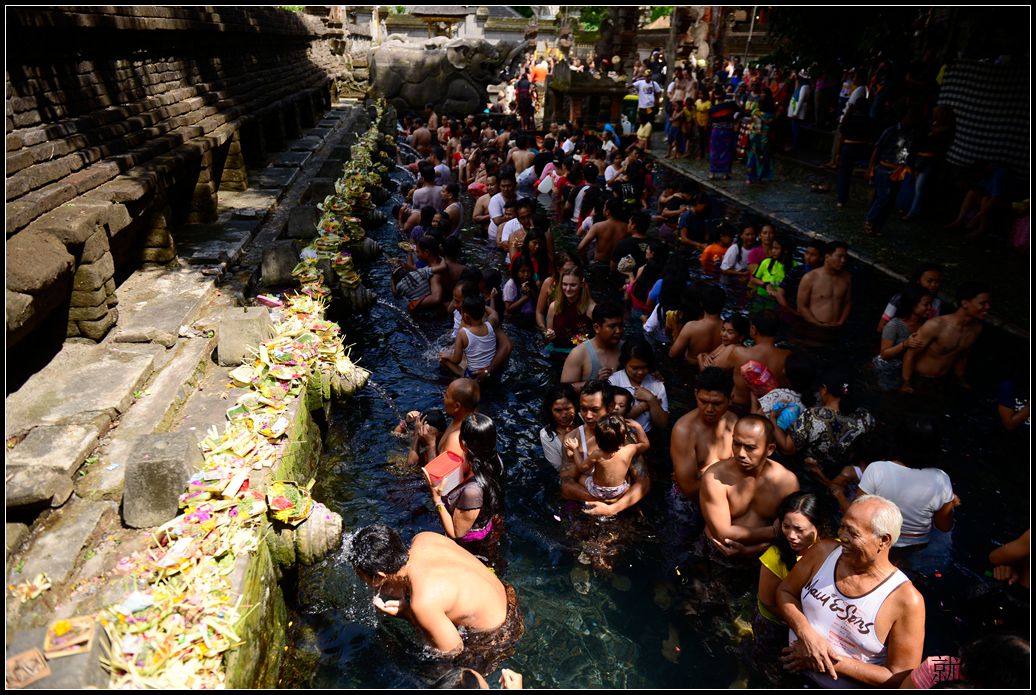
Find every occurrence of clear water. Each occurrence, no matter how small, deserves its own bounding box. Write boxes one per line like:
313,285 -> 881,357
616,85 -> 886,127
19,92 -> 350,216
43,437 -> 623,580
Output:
279,163 -> 1029,688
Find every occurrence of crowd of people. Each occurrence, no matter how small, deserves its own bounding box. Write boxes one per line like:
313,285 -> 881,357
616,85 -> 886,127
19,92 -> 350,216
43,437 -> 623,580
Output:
345,86 -> 1028,688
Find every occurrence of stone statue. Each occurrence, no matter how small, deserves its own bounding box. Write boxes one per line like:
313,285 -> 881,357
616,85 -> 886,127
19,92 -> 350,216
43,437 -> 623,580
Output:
370,36 -> 532,116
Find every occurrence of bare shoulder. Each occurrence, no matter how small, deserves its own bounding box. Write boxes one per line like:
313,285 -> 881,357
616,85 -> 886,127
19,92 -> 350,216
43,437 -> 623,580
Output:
702,457 -> 735,485
672,409 -> 699,434
768,459 -> 800,489
890,578 -> 925,613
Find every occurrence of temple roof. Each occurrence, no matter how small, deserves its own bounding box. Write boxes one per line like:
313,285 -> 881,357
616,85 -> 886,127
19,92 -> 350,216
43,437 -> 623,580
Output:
408,6 -> 473,18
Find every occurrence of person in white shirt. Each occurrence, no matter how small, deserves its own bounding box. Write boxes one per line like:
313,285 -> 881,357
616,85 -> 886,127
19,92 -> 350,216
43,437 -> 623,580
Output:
632,69 -> 662,120
607,337 -> 669,433
487,171 -> 517,241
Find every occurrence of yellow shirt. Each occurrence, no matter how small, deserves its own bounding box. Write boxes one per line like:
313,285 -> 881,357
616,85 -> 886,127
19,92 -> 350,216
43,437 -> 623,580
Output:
757,545 -> 791,623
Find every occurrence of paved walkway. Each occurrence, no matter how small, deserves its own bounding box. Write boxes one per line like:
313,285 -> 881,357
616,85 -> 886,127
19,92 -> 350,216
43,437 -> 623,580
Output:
648,138 -> 1028,337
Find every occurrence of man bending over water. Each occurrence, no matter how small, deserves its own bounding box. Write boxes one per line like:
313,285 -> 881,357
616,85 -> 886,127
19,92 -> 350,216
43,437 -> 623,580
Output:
349,525 -> 523,657
700,414 -> 799,558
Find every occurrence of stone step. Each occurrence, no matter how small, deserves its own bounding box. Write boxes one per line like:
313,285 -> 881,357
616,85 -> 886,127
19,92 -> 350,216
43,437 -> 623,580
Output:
5,344 -> 156,440
109,265 -> 217,347
79,332 -> 217,501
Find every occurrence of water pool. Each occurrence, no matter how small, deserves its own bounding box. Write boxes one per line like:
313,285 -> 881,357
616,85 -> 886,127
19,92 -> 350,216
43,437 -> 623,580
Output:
278,164 -> 1029,688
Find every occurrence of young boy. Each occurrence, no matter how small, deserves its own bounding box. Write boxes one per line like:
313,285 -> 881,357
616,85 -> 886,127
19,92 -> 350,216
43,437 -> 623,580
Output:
566,414 -> 643,501
391,236 -> 448,313
699,226 -> 733,271
439,295 -> 498,379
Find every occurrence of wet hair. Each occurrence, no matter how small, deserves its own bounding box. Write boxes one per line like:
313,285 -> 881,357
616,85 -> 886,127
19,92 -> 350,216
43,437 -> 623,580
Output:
420,205 -> 437,228
818,364 -> 853,413
498,170 -> 517,185
542,136 -> 555,151
580,379 -> 614,407
445,182 -> 460,199
696,366 -> 734,397
847,430 -> 887,466
421,408 -> 448,433
618,336 -> 655,371
631,209 -> 652,234
750,308 -> 780,338
853,494 -> 903,545
774,491 -> 834,570
713,223 -> 735,242
897,283 -> 931,318
701,286 -> 726,315
894,415 -> 940,469
956,280 -> 991,304
824,240 -> 848,256
419,163 -> 437,183
591,300 -> 624,326
448,377 -> 480,412
725,314 -> 751,343
541,383 -> 581,437
958,633 -> 1030,688
462,294 -> 487,322
459,268 -> 483,286
417,235 -> 442,257
632,240 -> 669,303
594,414 -> 627,453
460,413 -> 504,525
910,262 -> 942,284
441,234 -> 461,260
349,524 -> 408,578
761,234 -> 793,274
737,413 -> 776,446
780,352 -> 814,407
653,258 -> 689,322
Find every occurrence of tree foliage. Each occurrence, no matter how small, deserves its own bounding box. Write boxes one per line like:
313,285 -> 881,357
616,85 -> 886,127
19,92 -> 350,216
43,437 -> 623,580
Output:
649,7 -> 673,24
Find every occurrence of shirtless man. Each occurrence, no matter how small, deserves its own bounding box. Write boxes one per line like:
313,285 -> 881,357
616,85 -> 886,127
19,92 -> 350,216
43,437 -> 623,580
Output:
495,122 -> 515,152
506,134 -> 535,178
901,281 -> 990,392
561,302 -> 624,391
410,117 -> 434,157
699,414 -> 800,557
797,240 -> 852,328
472,175 -> 498,232
561,380 -> 651,517
480,122 -> 497,147
670,367 -> 738,500
425,103 -> 439,132
439,378 -> 480,456
669,286 -> 725,364
349,525 -> 522,655
577,198 -> 630,264
777,496 -> 924,686
724,309 -> 791,413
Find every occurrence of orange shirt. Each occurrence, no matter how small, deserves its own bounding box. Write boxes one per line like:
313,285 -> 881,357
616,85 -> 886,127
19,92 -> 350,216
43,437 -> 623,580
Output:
700,243 -> 729,269
531,64 -> 548,84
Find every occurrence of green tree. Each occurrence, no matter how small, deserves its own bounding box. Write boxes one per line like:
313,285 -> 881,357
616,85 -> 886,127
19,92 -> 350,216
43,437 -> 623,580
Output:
649,7 -> 673,24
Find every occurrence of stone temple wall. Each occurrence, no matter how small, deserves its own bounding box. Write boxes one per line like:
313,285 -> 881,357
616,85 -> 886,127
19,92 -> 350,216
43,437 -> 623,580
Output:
5,7 -> 346,349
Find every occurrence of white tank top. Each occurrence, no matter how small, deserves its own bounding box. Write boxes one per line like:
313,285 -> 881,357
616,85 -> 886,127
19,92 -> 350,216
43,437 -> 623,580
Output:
792,546 -> 909,688
462,322 -> 497,371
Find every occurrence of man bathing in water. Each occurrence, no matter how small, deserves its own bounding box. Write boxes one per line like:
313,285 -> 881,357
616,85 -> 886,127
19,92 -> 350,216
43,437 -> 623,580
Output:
797,240 -> 852,329
901,281 -> 990,393
439,378 -> 480,457
670,367 -> 738,501
561,302 -> 624,390
349,525 -> 523,656
560,380 -> 651,516
566,414 -> 648,502
700,414 -> 799,558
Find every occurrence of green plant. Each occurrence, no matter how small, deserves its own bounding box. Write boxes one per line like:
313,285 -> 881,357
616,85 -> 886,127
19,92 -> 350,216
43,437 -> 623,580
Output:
649,7 -> 673,23
83,549 -> 96,562
14,560 -> 24,573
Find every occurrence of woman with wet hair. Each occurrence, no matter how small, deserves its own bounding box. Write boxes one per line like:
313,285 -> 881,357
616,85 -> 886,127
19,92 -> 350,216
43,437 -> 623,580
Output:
539,384 -> 582,470
425,413 -> 504,549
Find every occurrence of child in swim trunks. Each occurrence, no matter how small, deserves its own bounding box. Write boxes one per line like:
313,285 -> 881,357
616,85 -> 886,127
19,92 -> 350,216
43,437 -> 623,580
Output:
567,414 -> 641,501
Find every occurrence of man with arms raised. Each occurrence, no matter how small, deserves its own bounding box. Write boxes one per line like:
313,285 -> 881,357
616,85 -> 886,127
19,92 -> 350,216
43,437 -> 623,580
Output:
349,524 -> 522,655
901,281 -> 990,393
699,414 -> 799,557
797,240 -> 852,329
561,380 -> 651,517
777,495 -> 925,687
561,302 -> 624,391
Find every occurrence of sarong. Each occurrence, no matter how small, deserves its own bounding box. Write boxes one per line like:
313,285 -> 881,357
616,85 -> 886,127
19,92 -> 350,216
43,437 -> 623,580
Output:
709,122 -> 735,174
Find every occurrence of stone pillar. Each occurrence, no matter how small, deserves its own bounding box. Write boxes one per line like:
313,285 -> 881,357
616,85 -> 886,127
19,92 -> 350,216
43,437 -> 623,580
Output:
139,205 -> 177,264
69,240 -> 118,341
220,130 -> 249,192
240,119 -> 267,168
285,100 -> 303,139
264,110 -> 286,152
188,150 -> 219,224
